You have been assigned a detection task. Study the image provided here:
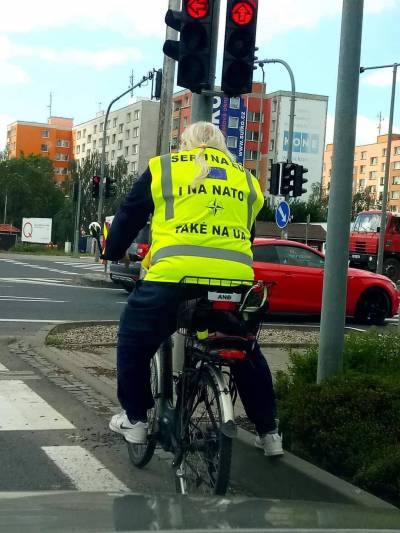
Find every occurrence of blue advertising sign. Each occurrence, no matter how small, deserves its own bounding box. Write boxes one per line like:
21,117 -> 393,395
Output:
283,131 -> 319,154
275,200 -> 290,229
212,96 -> 247,164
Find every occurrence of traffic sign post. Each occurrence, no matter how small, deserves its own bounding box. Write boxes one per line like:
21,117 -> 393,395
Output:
275,200 -> 290,230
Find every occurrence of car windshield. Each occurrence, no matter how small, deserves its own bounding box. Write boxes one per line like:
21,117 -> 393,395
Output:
353,213 -> 381,233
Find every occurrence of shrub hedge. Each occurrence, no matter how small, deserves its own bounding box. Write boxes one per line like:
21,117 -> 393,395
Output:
275,328 -> 400,506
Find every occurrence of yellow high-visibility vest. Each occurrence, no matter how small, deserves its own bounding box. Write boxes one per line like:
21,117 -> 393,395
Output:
145,147 -> 264,283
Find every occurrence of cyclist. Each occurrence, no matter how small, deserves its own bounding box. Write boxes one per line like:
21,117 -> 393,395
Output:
104,121 -> 283,457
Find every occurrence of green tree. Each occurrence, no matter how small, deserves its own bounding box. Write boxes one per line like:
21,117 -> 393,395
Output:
351,189 -> 375,219
0,155 -> 65,230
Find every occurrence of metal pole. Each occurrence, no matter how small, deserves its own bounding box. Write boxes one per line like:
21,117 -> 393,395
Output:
318,0 -> 364,382
3,190 -> 7,224
255,65 -> 265,180
191,0 -> 220,123
73,178 -> 82,257
157,0 -> 180,155
376,64 -> 397,275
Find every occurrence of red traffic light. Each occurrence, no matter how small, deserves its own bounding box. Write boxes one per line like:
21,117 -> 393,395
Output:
231,1 -> 255,25
185,0 -> 209,19
93,175 -> 101,184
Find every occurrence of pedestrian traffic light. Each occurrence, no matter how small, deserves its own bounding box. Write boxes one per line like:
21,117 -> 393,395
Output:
92,175 -> 100,199
153,68 -> 163,100
163,0 -> 217,93
280,163 -> 296,196
105,177 -> 116,199
269,163 -> 281,195
293,165 -> 308,197
221,0 -> 259,96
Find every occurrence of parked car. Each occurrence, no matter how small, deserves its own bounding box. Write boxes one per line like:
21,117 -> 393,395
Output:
253,238 -> 400,325
109,224 -> 150,292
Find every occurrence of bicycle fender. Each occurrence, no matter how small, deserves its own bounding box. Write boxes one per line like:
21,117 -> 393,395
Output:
205,365 -> 237,438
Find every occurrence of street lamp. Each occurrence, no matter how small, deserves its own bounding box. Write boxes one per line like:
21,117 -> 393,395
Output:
359,62 -> 398,275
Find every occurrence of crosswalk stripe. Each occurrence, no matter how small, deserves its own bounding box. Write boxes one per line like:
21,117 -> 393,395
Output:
0,380 -> 75,430
42,446 -> 129,492
0,362 -> 9,372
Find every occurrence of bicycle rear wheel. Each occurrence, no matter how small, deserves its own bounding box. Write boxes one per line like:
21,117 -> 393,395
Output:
127,353 -> 159,468
176,366 -> 232,495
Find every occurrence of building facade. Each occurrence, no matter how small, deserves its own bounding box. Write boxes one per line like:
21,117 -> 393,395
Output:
6,117 -> 73,183
266,91 -> 328,199
172,83 -> 272,192
322,134 -> 400,213
73,99 -> 160,178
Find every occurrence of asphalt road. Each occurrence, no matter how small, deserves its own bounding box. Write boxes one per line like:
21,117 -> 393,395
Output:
0,254 -> 125,335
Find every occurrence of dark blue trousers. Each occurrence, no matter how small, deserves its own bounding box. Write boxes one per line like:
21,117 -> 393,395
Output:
117,281 -> 277,434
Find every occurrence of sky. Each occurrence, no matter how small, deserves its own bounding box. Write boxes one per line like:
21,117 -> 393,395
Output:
1,0 -> 400,149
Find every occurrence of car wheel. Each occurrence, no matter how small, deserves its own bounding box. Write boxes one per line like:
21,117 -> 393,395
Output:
355,287 -> 390,326
383,258 -> 400,282
121,280 -> 134,293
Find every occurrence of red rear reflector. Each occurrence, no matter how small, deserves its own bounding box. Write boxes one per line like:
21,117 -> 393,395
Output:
218,349 -> 246,360
137,243 -> 150,257
212,301 -> 238,311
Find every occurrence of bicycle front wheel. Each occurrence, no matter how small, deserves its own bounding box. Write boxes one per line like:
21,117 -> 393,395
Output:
176,366 -> 233,495
127,352 -> 159,468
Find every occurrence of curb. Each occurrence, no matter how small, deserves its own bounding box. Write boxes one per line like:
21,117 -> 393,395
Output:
47,320 -> 119,336
70,274 -> 114,288
28,323 -> 396,510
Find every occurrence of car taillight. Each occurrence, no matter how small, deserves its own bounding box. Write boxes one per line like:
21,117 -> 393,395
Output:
212,301 -> 238,311
136,243 -> 150,258
218,349 -> 246,360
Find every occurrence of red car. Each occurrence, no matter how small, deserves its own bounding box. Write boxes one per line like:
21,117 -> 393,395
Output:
253,238 -> 400,325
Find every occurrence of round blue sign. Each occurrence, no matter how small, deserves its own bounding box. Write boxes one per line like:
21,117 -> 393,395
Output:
275,201 -> 290,229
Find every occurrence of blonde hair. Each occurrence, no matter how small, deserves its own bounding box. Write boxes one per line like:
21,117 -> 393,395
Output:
179,121 -> 234,189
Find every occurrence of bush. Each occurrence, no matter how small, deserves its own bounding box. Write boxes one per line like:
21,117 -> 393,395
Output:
276,329 -> 400,506
7,243 -> 64,255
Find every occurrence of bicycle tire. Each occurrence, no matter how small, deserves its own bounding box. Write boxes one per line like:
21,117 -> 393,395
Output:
175,366 -> 232,496
127,353 -> 159,468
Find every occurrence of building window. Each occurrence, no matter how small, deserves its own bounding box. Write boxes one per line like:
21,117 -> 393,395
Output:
269,139 -> 275,151
391,191 -> 400,199
41,143 -> 49,152
394,146 -> 400,155
118,140 -> 123,150
82,143 -> 86,152
113,118 -> 117,128
361,151 -> 367,160
270,119 -> 276,131
391,206 -> 398,212
228,116 -> 239,129
42,130 -> 49,138
77,131 -> 81,140
132,161 -> 137,173
393,176 -> 400,185
380,177 -> 385,186
83,129 -> 86,138
105,151 -> 108,159
132,144 -> 138,154
86,149 -> 91,157
93,140 -> 97,149
126,113 -> 131,122
183,117 -> 188,127
359,179 -> 366,188
124,146 -> 129,156
134,109 -> 140,120
229,97 -> 240,110
369,171 -> 378,179
246,130 -> 260,141
55,153 -> 69,161
184,96 -> 190,106
370,156 -> 378,165
382,162 -> 386,172
268,158 -> 273,170
111,150 -> 115,160
106,136 -> 110,146
174,101 -> 181,112
112,134 -> 116,144
227,136 -> 238,148
87,134 -> 92,143
125,129 -> 130,140
118,124 -> 123,133
248,111 -> 261,122
133,127 -> 139,138
106,120 -> 110,128
360,165 -> 366,173
394,161 -> 400,170
76,145 -> 80,155
56,139 -> 69,147
272,99 -> 277,112
245,150 -> 258,160
94,125 -> 97,134
382,148 -> 387,156
100,123 -> 104,132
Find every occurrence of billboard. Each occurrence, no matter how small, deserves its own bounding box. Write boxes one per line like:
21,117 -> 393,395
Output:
212,95 -> 247,164
21,218 -> 52,244
276,96 -> 328,198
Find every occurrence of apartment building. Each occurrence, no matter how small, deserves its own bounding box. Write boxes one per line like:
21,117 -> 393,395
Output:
322,134 -> 400,213
73,99 -> 160,177
266,91 -> 328,199
172,83 -> 272,192
6,117 -> 73,183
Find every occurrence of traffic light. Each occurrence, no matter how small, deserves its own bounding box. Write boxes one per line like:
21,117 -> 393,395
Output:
92,175 -> 100,199
163,0 -> 217,93
293,165 -> 308,197
153,68 -> 163,100
280,163 -> 296,196
105,177 -> 116,199
221,0 -> 259,96
269,163 -> 281,195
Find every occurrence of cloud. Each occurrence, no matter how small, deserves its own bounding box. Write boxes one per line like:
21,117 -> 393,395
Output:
361,68 -> 395,87
326,112 -> 400,146
0,114 -> 15,149
0,63 -> 29,86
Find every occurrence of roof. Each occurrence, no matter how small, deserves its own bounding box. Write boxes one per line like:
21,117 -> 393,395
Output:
0,224 -> 20,233
256,221 -> 326,241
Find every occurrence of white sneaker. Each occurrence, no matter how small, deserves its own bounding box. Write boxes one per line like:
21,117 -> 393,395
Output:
255,433 -> 284,457
109,411 -> 148,444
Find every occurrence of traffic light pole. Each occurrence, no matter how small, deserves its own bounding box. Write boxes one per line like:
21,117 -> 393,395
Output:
318,0 -> 364,382
73,178 -> 82,257
191,0 -> 221,123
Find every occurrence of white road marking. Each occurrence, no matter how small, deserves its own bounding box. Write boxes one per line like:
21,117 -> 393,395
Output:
345,326 -> 367,332
0,363 -> 9,372
0,296 -> 68,303
0,380 -> 74,430
0,319 -> 70,323
42,446 -> 129,492
0,259 -> 73,276
0,278 -> 120,291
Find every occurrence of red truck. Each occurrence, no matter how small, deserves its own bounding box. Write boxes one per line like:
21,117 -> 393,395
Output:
349,210 -> 400,281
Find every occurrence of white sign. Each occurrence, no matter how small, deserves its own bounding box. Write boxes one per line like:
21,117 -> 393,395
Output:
21,218 -> 52,244
276,96 -> 328,198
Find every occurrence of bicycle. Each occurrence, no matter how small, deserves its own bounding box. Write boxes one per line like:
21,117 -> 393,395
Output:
126,276 -> 268,496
